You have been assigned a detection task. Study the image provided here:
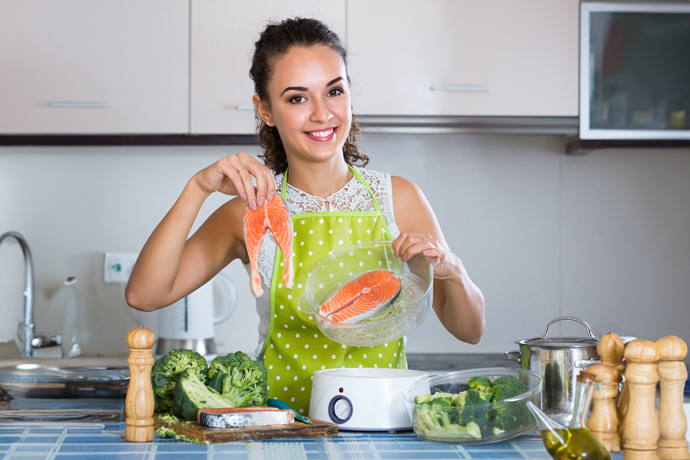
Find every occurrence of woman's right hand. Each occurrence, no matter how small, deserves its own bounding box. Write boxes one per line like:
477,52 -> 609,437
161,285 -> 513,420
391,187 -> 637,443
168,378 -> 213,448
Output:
193,152 -> 276,210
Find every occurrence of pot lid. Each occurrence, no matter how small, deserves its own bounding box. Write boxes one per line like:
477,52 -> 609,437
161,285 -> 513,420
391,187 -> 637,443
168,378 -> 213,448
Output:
517,336 -> 598,348
517,316 -> 599,348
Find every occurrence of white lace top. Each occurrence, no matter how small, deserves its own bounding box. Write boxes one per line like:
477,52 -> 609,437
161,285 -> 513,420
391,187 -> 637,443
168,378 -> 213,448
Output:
243,166 -> 400,357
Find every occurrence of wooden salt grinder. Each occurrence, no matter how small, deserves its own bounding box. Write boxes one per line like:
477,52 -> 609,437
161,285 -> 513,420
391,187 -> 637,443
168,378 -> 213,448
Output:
621,339 -> 661,459
125,327 -> 155,442
587,332 -> 625,452
656,335 -> 690,460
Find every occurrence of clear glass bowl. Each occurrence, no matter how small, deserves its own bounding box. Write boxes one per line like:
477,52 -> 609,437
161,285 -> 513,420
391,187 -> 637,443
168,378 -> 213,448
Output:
403,367 -> 542,444
300,240 -> 433,347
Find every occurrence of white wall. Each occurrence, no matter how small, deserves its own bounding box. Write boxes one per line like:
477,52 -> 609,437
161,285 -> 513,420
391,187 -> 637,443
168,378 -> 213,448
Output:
1,135 -> 688,363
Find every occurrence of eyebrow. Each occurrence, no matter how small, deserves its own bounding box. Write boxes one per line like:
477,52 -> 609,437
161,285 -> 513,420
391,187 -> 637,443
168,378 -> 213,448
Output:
280,77 -> 344,96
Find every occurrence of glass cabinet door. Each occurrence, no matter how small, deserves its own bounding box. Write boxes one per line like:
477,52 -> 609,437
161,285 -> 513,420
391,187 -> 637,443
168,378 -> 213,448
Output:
580,3 -> 690,140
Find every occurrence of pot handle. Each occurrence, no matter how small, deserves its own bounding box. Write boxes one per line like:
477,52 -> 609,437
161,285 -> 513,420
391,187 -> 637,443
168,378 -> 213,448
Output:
504,350 -> 521,364
575,358 -> 602,369
534,316 -> 598,341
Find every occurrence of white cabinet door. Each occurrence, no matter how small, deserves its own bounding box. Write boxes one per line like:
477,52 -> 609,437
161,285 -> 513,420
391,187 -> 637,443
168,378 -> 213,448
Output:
347,0 -> 579,117
0,0 -> 188,134
191,0 -> 346,135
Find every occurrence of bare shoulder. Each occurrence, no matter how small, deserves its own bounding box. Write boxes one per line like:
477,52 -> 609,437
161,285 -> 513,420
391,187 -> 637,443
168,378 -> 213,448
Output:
391,175 -> 430,209
390,175 -> 439,233
391,175 -> 425,202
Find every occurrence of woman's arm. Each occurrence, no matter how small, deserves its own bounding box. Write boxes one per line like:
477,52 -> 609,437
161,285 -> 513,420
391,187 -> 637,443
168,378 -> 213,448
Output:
125,153 -> 274,312
390,176 -> 485,344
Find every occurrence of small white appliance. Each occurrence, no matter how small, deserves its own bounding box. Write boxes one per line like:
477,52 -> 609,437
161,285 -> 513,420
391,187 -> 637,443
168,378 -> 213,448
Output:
309,368 -> 427,431
156,273 -> 237,357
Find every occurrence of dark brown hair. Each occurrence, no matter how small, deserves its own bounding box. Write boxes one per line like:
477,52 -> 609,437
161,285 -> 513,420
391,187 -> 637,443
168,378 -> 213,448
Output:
249,17 -> 368,175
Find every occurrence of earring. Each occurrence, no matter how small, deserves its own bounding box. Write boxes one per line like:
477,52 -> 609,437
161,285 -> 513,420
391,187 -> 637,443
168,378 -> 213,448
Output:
264,119 -> 273,127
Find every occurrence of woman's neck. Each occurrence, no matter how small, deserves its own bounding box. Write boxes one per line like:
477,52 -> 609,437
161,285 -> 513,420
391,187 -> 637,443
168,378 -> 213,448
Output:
286,161 -> 352,198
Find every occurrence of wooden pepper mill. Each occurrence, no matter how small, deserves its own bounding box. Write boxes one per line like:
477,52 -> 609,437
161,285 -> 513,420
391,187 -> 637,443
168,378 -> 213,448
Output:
125,327 -> 156,442
656,335 -> 690,460
587,332 -> 625,452
621,339 -> 661,460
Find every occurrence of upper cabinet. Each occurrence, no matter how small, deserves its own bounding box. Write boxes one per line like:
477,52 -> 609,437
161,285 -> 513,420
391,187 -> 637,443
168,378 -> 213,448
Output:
0,0 -> 188,134
0,0 -> 580,138
346,0 -> 579,117
190,0 -> 346,135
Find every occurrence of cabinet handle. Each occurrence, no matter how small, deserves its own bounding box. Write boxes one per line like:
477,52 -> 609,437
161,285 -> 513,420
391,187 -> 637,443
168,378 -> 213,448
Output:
430,85 -> 490,92
235,105 -> 254,111
48,102 -> 107,108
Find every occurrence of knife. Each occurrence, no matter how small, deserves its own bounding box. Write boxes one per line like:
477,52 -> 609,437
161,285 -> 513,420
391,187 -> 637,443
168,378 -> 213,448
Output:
266,398 -> 313,425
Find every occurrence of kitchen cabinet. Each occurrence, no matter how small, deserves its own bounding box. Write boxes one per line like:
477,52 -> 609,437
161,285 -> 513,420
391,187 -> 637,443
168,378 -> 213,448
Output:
190,0 -> 346,135
346,0 -> 579,117
0,0 -> 188,134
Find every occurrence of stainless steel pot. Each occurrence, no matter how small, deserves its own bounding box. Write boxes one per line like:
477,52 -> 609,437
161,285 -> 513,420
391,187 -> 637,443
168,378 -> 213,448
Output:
504,316 -> 600,426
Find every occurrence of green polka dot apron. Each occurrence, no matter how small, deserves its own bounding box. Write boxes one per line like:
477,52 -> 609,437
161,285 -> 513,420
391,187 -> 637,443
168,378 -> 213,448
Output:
261,166 -> 406,414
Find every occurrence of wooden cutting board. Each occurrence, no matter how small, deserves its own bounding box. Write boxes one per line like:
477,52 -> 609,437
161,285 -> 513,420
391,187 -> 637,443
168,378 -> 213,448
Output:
153,413 -> 338,443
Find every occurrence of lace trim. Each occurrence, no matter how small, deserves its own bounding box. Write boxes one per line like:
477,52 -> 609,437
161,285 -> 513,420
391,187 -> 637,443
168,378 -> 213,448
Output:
255,166 -> 399,286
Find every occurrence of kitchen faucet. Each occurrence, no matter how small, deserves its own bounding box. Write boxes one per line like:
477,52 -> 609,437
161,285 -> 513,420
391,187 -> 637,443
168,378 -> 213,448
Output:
0,231 -> 61,357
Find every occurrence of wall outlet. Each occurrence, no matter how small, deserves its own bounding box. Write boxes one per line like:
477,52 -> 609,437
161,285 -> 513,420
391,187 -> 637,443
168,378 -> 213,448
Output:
104,252 -> 138,284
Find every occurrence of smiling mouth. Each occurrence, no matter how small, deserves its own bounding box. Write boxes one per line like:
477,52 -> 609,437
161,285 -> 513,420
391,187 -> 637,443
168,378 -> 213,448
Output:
306,127 -> 337,139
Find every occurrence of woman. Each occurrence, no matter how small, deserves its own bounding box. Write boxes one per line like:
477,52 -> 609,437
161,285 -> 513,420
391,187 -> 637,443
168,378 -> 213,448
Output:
126,17 -> 484,413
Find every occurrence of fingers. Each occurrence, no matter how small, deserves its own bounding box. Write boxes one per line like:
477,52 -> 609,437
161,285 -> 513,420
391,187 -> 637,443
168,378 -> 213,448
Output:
393,231 -> 432,262
216,153 -> 276,209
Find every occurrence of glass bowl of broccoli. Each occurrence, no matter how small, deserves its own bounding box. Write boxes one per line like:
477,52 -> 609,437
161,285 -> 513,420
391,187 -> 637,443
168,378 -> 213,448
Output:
403,367 -> 542,444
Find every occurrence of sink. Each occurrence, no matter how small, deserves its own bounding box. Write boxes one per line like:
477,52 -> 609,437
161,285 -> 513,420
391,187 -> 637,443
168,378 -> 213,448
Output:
0,360 -> 130,422
0,362 -> 129,399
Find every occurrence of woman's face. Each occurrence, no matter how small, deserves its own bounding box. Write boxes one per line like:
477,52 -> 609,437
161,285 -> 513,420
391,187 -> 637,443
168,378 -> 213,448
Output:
256,45 -> 352,165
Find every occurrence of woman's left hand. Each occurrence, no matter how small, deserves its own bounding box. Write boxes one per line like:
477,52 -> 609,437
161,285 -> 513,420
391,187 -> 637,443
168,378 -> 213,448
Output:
392,231 -> 459,281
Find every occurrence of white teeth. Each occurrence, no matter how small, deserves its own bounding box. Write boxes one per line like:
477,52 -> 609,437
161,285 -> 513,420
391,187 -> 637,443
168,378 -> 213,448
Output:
308,128 -> 334,138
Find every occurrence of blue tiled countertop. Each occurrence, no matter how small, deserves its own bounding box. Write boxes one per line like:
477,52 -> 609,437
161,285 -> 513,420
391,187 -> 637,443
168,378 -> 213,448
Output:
0,423 -> 627,460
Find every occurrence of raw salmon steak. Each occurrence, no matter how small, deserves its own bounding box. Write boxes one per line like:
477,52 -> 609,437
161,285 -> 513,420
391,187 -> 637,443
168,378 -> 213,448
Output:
319,269 -> 401,323
243,196 -> 293,297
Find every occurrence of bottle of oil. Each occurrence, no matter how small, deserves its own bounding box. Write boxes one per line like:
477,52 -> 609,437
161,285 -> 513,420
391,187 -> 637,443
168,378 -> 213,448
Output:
527,372 -> 611,460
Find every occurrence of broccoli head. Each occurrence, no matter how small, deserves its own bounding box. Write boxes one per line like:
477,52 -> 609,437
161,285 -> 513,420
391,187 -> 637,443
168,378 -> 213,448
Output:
172,368 -> 236,421
207,351 -> 268,407
151,348 -> 208,413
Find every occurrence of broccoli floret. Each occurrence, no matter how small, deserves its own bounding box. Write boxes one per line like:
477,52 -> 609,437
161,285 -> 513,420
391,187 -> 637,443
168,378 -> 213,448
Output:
413,405 -> 481,439
414,392 -> 456,406
207,353 -> 241,392
492,384 -> 523,401
489,378 -> 532,433
151,349 -> 208,413
489,399 -> 533,433
467,376 -> 493,402
172,368 -> 236,421
453,389 -> 490,427
492,376 -> 525,393
207,351 -> 268,407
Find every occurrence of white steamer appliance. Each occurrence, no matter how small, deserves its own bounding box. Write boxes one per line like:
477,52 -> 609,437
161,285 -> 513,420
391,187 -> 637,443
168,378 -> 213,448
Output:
309,368 -> 427,431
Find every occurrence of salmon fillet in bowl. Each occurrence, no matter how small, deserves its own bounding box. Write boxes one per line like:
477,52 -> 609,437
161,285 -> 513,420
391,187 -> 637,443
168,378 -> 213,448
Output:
300,240 -> 433,346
